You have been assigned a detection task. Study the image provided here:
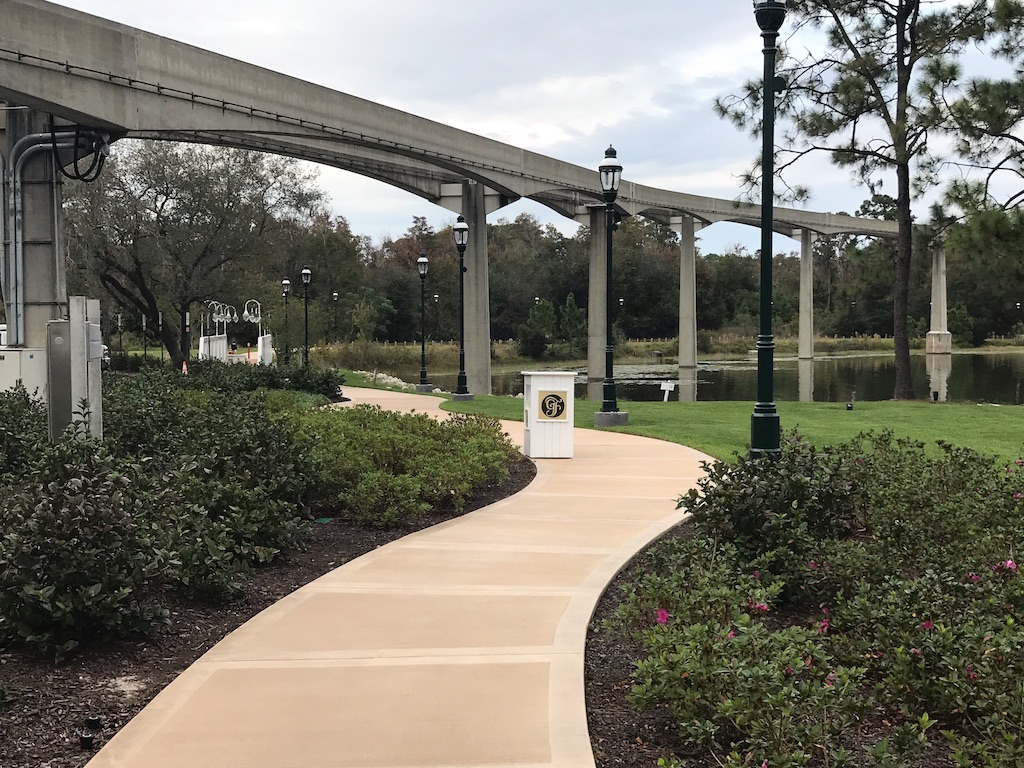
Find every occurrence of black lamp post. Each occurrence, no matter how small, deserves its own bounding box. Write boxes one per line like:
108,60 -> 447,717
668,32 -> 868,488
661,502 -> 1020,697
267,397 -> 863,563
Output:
433,294 -> 440,338
453,215 -> 472,399
599,145 -> 623,416
416,253 -> 431,392
750,0 -> 787,459
281,278 -> 291,366
332,291 -> 339,339
301,266 -> 311,368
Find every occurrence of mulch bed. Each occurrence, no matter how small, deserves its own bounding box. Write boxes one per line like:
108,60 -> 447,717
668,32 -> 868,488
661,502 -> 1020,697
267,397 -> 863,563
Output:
0,455 -> 536,768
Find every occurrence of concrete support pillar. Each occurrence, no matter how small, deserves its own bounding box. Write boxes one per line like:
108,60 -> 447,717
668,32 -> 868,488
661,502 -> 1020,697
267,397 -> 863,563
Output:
462,180 -> 492,395
926,246 -> 952,354
926,351 -> 951,402
671,214 -> 699,401
3,109 -> 67,348
798,229 -> 815,360
798,358 -> 814,403
674,215 -> 698,369
586,207 -> 606,402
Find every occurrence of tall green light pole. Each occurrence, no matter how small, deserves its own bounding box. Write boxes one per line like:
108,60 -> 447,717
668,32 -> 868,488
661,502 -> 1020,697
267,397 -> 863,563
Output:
750,0 -> 787,459
281,278 -> 290,366
416,253 -> 431,392
301,266 -> 311,368
599,145 -> 622,415
453,215 -> 472,399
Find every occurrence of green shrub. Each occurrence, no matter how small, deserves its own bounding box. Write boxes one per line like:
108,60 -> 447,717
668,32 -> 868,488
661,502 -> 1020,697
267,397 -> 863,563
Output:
619,433 -> 1024,764
0,384 -> 47,478
679,431 -> 862,602
0,430 -> 168,658
301,406 -> 519,527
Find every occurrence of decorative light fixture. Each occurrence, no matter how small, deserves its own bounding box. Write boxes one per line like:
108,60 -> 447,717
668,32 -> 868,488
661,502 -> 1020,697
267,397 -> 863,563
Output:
750,0 -> 787,458
452,215 -> 472,399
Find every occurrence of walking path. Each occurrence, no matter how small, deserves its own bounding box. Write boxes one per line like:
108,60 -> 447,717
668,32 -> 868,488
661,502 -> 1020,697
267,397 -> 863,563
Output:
87,387 -> 711,768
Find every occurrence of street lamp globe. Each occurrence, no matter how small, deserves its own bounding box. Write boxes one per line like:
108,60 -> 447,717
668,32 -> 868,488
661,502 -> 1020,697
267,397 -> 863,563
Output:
753,0 -> 787,33
417,254 -> 429,278
281,278 -> 291,297
301,267 -> 311,285
453,215 -> 469,252
599,145 -> 622,205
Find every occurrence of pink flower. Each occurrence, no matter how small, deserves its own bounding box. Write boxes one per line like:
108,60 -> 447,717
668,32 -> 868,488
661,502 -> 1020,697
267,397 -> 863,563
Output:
748,599 -> 768,613
752,570 -> 761,581
762,761 -> 768,768
808,560 -> 819,571
726,630 -> 736,639
825,672 -> 836,687
968,572 -> 981,583
817,618 -> 830,634
1007,560 -> 1018,573
966,665 -> 979,681
784,666 -> 794,677
821,606 -> 829,615
910,647 -> 923,657
656,608 -> 670,625
1016,459 -> 1023,466
920,620 -> 935,631
1014,494 -> 1022,501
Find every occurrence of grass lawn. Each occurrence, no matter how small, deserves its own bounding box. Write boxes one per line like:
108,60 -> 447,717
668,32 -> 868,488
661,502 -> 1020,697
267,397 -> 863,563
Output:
444,396 -> 1024,461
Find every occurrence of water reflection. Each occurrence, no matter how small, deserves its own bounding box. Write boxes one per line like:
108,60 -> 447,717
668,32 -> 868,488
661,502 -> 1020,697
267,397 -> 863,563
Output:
400,351 -> 1024,404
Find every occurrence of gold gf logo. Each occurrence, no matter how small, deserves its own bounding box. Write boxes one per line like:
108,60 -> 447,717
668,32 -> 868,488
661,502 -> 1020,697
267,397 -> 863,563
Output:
540,393 -> 566,419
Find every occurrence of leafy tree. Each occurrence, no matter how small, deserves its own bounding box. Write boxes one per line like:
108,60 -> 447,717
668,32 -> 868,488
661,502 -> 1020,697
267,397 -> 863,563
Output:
64,140 -> 323,365
945,207 -> 1024,343
560,292 -> 587,356
714,0 -> 1024,398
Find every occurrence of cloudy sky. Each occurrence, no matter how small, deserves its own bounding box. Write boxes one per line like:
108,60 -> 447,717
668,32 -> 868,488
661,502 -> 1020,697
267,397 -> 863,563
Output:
47,1 -> 950,254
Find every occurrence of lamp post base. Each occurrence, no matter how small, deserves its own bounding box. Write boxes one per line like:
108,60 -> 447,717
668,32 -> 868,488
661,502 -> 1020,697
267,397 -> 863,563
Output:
451,392 -> 475,402
415,383 -> 433,393
594,410 -> 629,427
750,409 -> 781,459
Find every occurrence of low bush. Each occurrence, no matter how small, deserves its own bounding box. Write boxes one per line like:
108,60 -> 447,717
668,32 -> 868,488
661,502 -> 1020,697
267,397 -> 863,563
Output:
0,385 -> 48,478
0,430 -> 168,659
615,431 -> 1024,766
301,406 -> 519,527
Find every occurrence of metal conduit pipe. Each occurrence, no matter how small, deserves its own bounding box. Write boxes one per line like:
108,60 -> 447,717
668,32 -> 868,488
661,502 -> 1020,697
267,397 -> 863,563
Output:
6,129 -> 106,345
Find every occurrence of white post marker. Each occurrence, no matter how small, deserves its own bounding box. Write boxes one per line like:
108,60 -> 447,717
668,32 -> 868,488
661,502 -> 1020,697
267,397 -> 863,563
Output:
661,381 -> 676,402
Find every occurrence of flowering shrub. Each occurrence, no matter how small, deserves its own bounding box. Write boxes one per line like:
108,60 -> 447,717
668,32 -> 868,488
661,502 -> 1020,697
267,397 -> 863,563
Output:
614,432 -> 1024,765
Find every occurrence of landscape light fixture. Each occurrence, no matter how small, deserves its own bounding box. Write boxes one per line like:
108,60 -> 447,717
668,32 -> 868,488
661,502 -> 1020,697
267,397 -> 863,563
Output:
300,267 -> 311,368
750,0 -> 787,458
453,215 -> 472,398
416,253 -> 431,391
598,144 -> 622,417
281,278 -> 291,365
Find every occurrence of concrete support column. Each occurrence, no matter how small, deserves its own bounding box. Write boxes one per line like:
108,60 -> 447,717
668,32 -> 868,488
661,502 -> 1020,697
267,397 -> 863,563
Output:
674,215 -> 698,369
462,180 -> 492,395
926,246 -> 952,354
586,207 -> 606,401
799,229 -> 815,360
4,109 -> 67,348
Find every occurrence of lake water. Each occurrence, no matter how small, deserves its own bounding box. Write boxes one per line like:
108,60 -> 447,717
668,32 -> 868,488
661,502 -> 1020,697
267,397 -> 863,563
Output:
405,351 -> 1024,404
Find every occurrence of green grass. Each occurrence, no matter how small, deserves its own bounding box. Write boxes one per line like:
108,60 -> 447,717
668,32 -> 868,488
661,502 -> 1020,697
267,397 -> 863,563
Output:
443,396 -> 1024,462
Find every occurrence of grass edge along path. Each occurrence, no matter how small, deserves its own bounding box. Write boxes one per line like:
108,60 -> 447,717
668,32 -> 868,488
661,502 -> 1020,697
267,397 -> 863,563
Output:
443,396 -> 1024,462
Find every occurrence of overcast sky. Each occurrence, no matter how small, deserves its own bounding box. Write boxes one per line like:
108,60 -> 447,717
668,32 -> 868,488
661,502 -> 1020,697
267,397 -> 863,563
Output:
47,1 -> 960,255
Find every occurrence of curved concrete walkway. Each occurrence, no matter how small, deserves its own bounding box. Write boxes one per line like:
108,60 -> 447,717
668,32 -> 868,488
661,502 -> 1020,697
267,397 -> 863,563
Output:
87,387 -> 711,768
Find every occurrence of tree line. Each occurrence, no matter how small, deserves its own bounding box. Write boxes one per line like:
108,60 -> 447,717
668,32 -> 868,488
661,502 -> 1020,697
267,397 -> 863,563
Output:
56,141 -> 1023,369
